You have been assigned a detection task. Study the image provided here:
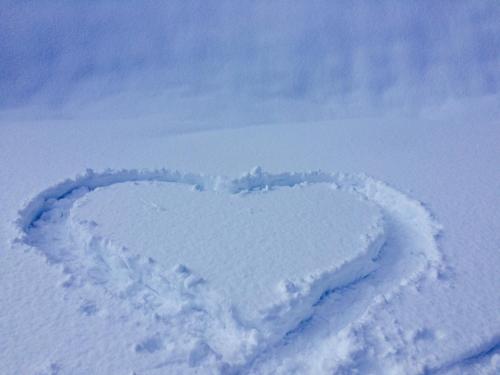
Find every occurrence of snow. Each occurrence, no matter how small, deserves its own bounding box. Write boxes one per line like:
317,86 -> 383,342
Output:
69,180 -> 385,323
1,2 -> 500,374
0,113 -> 499,374
3,158 -> 449,373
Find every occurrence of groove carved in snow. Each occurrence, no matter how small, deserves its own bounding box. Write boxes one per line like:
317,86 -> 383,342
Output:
15,167 -> 442,370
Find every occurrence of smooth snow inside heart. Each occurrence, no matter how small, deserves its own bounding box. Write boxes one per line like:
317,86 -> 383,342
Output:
70,180 -> 385,323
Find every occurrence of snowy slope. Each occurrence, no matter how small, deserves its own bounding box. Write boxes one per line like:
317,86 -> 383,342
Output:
1,1 -> 499,374
1,111 -> 498,374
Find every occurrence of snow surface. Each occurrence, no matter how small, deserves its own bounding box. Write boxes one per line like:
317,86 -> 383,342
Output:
0,115 -> 498,374
1,2 -> 499,374
69,180 -> 386,323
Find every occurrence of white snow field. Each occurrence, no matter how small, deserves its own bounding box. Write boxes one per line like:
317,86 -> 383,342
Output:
1,1 -> 500,374
1,113 -> 499,374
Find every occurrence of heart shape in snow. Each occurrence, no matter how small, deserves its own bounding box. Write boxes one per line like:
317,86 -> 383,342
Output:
70,178 -> 385,325
17,167 -> 440,366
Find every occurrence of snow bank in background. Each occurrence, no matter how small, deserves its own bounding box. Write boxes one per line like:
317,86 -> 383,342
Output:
2,1 -> 498,124
15,167 -> 441,372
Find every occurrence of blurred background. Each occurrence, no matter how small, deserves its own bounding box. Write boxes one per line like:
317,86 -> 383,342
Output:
1,0 -> 499,126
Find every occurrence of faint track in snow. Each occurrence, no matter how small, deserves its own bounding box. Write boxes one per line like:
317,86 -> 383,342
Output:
424,335 -> 500,374
14,167 -> 443,373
